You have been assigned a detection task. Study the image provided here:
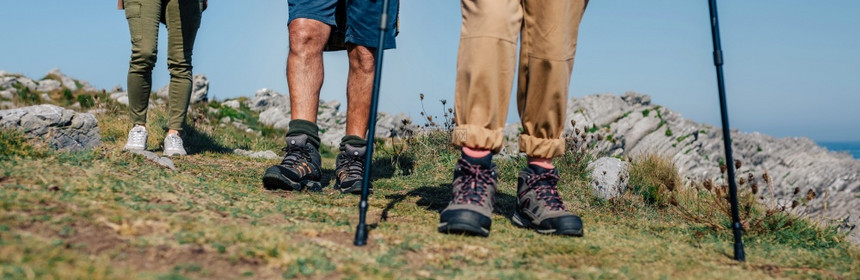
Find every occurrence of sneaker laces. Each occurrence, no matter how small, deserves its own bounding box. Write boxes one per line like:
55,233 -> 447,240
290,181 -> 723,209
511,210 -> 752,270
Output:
453,159 -> 496,207
167,134 -> 182,146
130,129 -> 146,143
527,171 -> 566,211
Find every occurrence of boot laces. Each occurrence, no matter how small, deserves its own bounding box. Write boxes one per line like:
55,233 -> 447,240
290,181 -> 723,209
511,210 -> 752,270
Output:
527,172 -> 566,211
340,153 -> 365,179
453,159 -> 495,207
280,145 -> 311,167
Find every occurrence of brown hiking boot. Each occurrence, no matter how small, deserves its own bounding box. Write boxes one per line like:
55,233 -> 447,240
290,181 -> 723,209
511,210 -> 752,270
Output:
512,165 -> 584,236
438,155 -> 497,237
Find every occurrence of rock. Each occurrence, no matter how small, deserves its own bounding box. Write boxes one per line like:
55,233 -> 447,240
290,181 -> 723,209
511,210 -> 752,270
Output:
109,85 -> 123,93
1,89 -> 15,100
222,99 -> 240,109
0,104 -> 101,151
39,93 -> 51,102
48,68 -> 79,91
37,79 -> 62,92
258,107 -> 290,130
588,157 -> 630,200
541,91 -> 860,228
110,91 -> 129,106
155,75 -> 209,103
190,74 -> 209,103
0,101 -> 14,109
248,88 -> 290,112
127,150 -> 176,170
220,116 -> 231,123
233,149 -> 280,160
0,70 -> 7,76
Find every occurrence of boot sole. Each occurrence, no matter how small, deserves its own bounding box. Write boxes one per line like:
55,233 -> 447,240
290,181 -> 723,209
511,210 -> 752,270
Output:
262,171 -> 321,192
438,209 -> 491,237
512,212 -> 584,237
334,181 -> 372,195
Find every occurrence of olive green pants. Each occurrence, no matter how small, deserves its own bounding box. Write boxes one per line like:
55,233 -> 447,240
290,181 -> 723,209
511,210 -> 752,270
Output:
125,0 -> 201,131
452,0 -> 588,159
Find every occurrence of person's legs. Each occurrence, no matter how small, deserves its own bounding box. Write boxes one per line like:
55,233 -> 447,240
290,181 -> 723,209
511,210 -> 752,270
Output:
333,0 -> 398,194
516,0 -> 588,163
511,0 -> 588,236
344,43 -> 374,139
333,44 -> 374,194
123,0 -> 162,151
161,0 -> 202,156
439,0 -> 523,237
263,0 -> 336,191
164,0 -> 202,134
287,19 -> 330,126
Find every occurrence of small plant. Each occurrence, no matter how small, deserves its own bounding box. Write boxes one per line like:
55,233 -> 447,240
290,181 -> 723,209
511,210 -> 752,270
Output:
77,94 -> 95,109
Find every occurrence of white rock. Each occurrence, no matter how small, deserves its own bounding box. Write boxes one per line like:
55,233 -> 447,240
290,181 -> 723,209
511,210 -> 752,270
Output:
37,79 -> 62,92
223,99 -> 240,109
588,157 -> 630,200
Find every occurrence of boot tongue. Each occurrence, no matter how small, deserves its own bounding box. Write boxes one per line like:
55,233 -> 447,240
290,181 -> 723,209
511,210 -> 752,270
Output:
286,134 -> 308,147
342,143 -> 367,157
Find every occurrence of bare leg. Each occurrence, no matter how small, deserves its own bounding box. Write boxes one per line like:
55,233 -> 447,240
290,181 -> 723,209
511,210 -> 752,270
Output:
287,19 -> 331,123
345,43 -> 376,137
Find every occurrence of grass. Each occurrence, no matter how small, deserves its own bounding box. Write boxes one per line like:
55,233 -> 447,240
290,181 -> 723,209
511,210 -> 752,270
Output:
0,88 -> 858,279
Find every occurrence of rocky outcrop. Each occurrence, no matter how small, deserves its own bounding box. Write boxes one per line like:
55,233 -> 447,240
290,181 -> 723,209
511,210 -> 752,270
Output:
505,92 -> 859,226
155,74 -> 209,103
243,88 -> 415,146
0,104 -> 101,151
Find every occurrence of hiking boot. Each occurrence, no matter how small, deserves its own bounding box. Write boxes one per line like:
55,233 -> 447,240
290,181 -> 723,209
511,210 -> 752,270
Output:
334,143 -> 369,194
262,134 -> 322,191
123,125 -> 147,151
512,165 -> 584,236
438,155 -> 497,237
163,133 -> 187,157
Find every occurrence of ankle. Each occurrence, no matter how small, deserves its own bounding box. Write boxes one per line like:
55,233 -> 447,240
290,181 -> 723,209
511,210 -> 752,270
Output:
462,147 -> 491,158
528,157 -> 554,170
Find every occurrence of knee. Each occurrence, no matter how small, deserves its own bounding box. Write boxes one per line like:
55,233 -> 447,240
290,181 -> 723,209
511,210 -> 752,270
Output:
168,64 -> 192,80
130,47 -> 157,70
349,45 -> 375,73
289,20 -> 329,56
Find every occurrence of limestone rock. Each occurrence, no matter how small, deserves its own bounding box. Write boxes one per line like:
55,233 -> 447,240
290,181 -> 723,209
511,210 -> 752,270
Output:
1,89 -> 16,100
37,79 -> 62,92
222,99 -> 240,109
588,157 -> 630,200
0,104 -> 101,151
233,149 -> 279,160
127,150 -> 175,170
156,75 -> 209,103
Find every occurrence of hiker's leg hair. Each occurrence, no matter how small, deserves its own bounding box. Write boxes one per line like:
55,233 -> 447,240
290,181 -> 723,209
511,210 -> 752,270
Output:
345,43 -> 376,138
287,18 -> 331,123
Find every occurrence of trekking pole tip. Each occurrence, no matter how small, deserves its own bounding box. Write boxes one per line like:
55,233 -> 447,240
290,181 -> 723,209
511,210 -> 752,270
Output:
354,224 -> 368,246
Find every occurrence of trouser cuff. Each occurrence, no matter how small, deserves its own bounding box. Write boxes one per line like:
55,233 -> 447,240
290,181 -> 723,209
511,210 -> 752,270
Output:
518,134 -> 565,159
451,124 -> 504,153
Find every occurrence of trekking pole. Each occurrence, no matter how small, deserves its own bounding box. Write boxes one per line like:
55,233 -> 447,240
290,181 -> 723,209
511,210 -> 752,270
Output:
707,0 -> 745,261
354,0 -> 391,246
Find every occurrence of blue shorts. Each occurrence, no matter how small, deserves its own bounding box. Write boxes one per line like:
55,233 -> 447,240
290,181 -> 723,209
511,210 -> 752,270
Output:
288,0 -> 398,50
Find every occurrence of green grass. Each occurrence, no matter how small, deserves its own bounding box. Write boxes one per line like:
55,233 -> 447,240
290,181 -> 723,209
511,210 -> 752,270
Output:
0,94 -> 858,279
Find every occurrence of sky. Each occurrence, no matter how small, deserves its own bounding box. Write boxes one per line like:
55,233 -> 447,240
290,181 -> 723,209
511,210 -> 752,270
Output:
1,1 -> 858,142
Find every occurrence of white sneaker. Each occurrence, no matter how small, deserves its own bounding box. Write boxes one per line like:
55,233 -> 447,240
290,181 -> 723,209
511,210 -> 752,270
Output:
123,125 -> 148,151
163,133 -> 187,157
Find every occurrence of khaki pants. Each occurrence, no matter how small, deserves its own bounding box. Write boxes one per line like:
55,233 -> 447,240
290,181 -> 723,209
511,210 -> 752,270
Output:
452,0 -> 588,159
125,0 -> 202,131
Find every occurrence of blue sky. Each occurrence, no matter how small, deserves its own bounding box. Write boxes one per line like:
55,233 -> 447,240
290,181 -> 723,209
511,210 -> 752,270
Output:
1,1 -> 858,141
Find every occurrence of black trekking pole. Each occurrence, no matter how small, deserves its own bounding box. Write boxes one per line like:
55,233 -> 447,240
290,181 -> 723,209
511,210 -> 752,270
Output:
354,0 -> 391,246
707,0 -> 745,261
